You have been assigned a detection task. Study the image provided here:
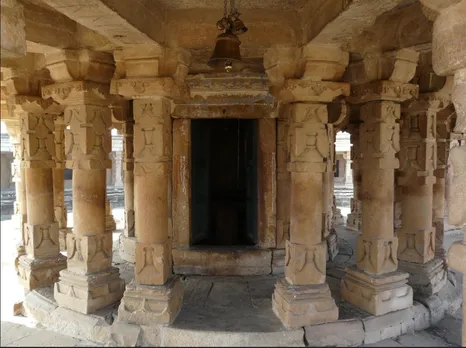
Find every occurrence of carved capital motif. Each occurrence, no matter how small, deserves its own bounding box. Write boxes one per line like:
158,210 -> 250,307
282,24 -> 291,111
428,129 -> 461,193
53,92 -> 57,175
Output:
66,232 -> 113,274
356,237 -> 398,275
24,222 -> 60,258
135,240 -> 172,285
287,103 -> 330,173
279,80 -> 350,104
64,104 -> 112,170
349,81 -> 419,104
110,78 -> 187,100
359,101 -> 400,169
285,240 -> 326,285
42,81 -> 110,106
133,98 -> 172,176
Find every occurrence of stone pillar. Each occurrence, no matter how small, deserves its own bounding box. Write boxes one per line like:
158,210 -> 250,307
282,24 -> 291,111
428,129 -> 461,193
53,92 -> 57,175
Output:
4,120 -> 27,263
425,1 -> 466,345
346,124 -> 362,231
111,45 -> 190,325
105,198 -> 116,232
53,116 -> 70,250
9,96 -> 67,290
341,49 -> 420,315
327,132 -> 339,261
433,104 -> 456,259
114,151 -> 123,187
397,92 -> 450,298
119,115 -> 136,262
42,50 -> 125,314
264,44 -> 350,328
276,108 -> 290,248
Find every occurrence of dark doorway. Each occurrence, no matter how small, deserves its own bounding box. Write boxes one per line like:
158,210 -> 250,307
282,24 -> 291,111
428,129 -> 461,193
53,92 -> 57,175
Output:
191,119 -> 258,246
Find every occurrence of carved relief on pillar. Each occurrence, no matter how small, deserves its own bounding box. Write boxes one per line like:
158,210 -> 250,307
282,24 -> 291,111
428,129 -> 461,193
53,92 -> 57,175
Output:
135,240 -> 172,285
359,101 -> 401,170
66,232 -> 113,274
24,222 -> 60,259
346,124 -> 362,231
356,236 -> 398,275
133,98 -> 172,175
285,240 -> 326,285
287,103 -> 330,174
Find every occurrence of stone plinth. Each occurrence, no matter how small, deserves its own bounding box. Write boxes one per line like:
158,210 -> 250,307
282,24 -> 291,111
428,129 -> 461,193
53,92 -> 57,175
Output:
118,277 -> 183,326
272,278 -> 338,328
341,267 -> 413,316
119,235 -> 137,263
398,258 -> 447,297
18,254 -> 66,290
54,267 -> 125,314
327,231 -> 339,261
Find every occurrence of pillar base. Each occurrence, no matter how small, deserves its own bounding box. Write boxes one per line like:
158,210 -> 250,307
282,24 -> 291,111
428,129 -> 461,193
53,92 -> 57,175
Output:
14,244 -> 26,273
272,278 -> 338,329
54,267 -> 125,314
398,258 -> 447,298
18,254 -> 67,291
333,208 -> 345,226
119,235 -> 136,263
59,228 -> 72,251
117,277 -> 183,326
106,215 -> 117,232
341,267 -> 413,316
327,231 -> 339,261
346,213 -> 361,231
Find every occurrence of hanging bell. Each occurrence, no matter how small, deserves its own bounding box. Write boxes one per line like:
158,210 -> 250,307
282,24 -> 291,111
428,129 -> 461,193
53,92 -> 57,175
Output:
230,17 -> 248,35
207,30 -> 243,72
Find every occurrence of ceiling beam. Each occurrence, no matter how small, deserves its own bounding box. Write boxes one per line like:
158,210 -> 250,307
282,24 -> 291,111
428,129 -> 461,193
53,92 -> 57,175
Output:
38,0 -> 165,46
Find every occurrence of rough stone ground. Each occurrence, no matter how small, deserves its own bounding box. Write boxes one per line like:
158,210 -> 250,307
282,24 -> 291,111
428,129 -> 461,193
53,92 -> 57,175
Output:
1,215 -> 463,347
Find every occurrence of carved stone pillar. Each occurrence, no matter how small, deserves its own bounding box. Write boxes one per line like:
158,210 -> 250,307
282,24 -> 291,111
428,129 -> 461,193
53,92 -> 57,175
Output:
341,49 -> 420,316
119,115 -> 136,262
397,90 -> 451,298
8,96 -> 67,291
110,45 -> 190,325
265,44 -> 350,328
42,50 -> 125,314
346,124 -> 362,231
433,104 -> 456,259
4,119 -> 27,269
53,117 -> 70,250
425,1 -> 466,345
327,132 -> 339,261
276,108 -> 290,248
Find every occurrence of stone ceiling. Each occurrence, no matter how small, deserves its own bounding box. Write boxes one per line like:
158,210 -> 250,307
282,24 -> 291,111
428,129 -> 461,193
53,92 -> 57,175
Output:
154,0 -> 308,10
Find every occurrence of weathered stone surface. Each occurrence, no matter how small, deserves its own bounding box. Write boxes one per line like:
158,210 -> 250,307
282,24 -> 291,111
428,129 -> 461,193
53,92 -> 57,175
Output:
341,267 -> 413,316
398,258 -> 447,298
1,0 -> 26,59
23,289 -> 58,324
272,278 -> 338,329
17,254 -> 67,290
362,307 -> 416,344
304,319 -> 364,347
119,235 -> 136,263
272,249 -> 285,275
172,249 -> 272,276
118,277 -> 183,326
54,267 -> 125,314
160,328 -> 305,347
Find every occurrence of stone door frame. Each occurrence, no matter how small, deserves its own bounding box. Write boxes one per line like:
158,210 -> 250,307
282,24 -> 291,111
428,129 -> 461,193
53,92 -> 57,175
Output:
170,102 -> 278,275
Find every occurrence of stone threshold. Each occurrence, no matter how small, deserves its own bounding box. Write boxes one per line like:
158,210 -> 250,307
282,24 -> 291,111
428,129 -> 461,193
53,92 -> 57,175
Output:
119,235 -> 286,276
21,278 -> 461,347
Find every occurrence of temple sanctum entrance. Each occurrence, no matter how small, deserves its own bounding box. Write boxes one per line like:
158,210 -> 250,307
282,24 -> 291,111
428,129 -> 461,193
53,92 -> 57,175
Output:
191,119 -> 258,247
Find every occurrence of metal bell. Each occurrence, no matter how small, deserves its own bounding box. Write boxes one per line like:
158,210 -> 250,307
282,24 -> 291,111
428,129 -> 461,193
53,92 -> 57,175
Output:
207,30 -> 243,71
230,17 -> 248,35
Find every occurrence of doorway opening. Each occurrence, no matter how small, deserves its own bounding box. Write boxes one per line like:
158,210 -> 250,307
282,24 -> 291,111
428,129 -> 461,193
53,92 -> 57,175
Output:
191,119 -> 258,247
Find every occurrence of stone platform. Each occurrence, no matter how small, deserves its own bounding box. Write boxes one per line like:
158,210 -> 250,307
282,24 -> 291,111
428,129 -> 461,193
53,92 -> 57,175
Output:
12,226 -> 465,347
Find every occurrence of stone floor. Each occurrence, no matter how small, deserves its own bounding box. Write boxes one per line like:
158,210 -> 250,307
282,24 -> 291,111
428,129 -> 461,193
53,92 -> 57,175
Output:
1,216 -> 463,347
